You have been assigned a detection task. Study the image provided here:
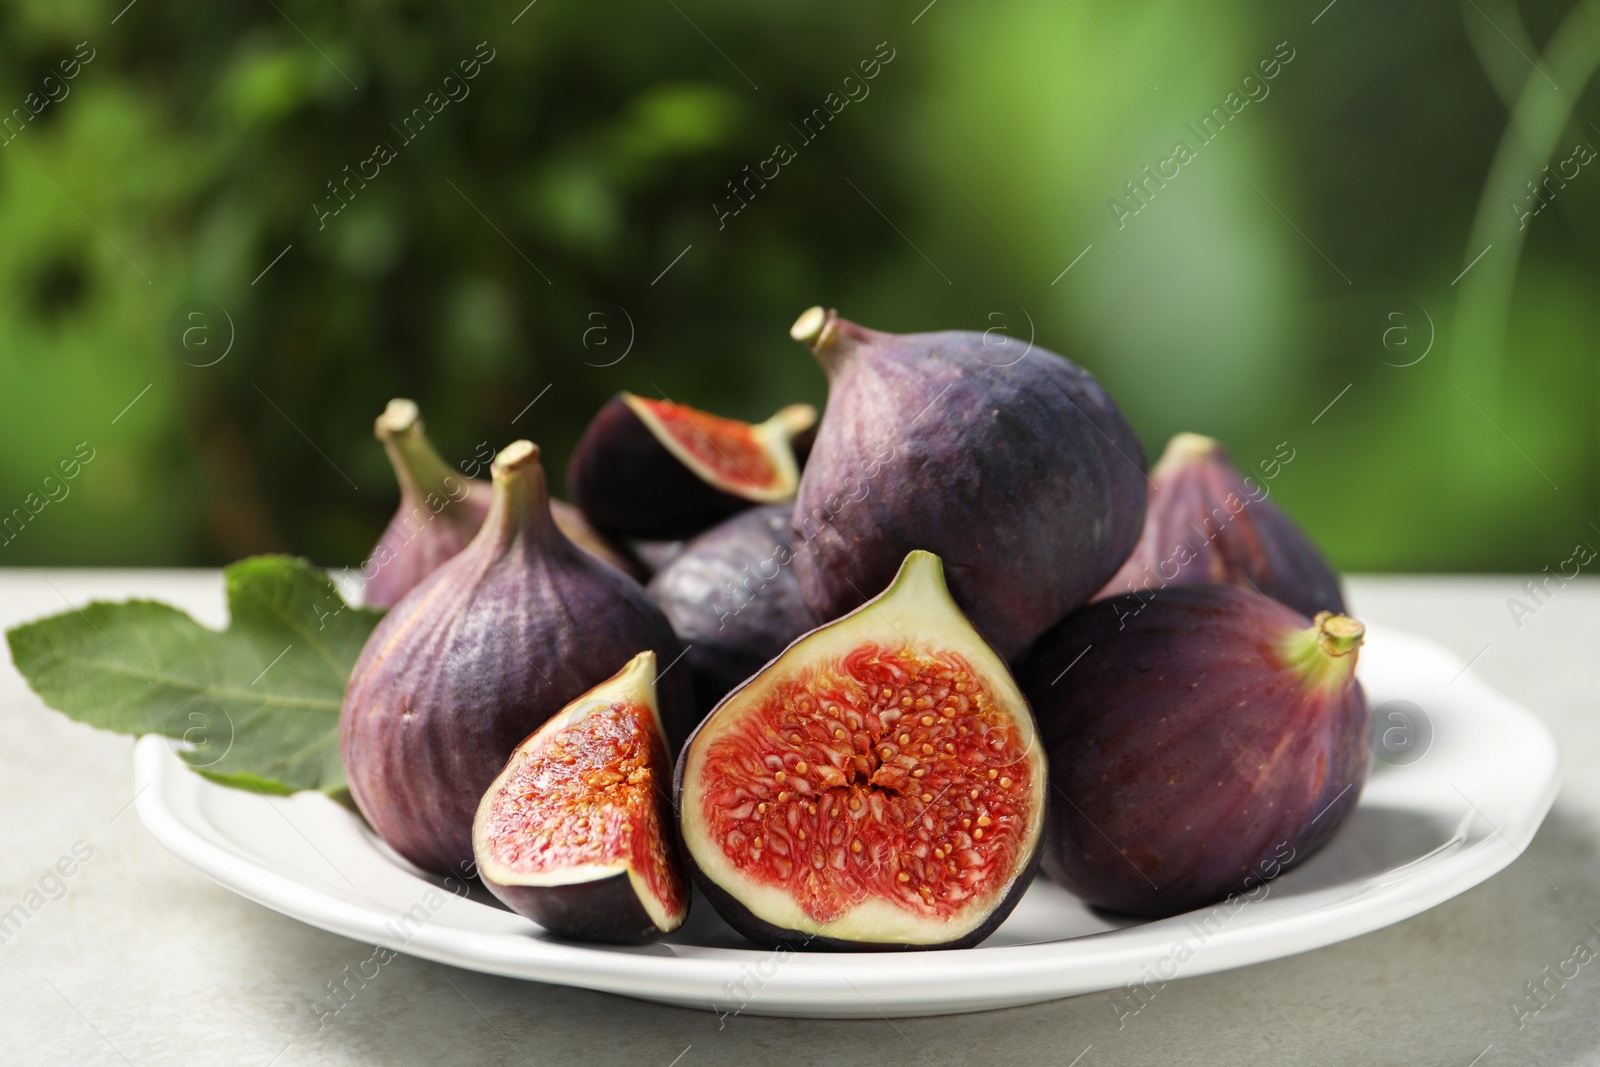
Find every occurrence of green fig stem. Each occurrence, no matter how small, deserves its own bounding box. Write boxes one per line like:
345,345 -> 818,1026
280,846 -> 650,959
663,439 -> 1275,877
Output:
485,440 -> 553,549
791,306 -> 850,373
1314,612 -> 1365,656
790,307 -> 893,375
1166,432 -> 1222,460
790,306 -> 831,347
762,402 -> 818,441
1283,611 -> 1365,687
376,399 -> 466,505
1152,432 -> 1225,480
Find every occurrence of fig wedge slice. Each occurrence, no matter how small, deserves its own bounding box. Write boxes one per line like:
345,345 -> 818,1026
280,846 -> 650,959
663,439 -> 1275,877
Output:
473,651 -> 689,944
569,393 -> 817,539
675,551 -> 1047,951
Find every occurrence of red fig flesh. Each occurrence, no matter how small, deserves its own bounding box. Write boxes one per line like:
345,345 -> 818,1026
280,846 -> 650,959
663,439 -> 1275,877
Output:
787,308 -> 1146,660
340,440 -> 694,875
365,400 -> 638,608
1095,433 -> 1345,617
675,551 -> 1047,950
568,393 -> 817,539
646,504 -> 818,715
1017,584 -> 1369,917
473,652 -> 689,943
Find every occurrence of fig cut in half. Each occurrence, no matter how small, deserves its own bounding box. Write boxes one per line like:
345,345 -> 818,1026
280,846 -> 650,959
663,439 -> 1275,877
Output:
473,651 -> 689,944
569,393 -> 817,539
675,550 -> 1047,951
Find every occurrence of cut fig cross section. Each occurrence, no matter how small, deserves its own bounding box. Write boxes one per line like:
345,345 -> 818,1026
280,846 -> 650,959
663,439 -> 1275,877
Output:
473,651 -> 689,944
627,395 -> 811,502
568,393 -> 817,540
675,551 -> 1047,951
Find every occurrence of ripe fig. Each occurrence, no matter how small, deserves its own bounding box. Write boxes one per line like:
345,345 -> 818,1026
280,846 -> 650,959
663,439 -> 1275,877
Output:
365,400 -> 640,608
1017,584 -> 1369,917
341,440 -> 695,875
473,651 -> 689,943
646,505 -> 819,716
787,307 -> 1146,660
675,550 -> 1047,951
1094,432 -> 1345,617
630,539 -> 687,577
364,399 -> 491,609
568,393 -> 817,540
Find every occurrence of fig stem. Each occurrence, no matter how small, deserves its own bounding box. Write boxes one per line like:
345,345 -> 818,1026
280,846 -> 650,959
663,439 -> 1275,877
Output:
495,439 -> 541,473
484,440 -> 552,548
376,399 -> 466,505
763,403 -> 818,440
1314,612 -> 1365,657
790,306 -> 830,346
1283,611 -> 1365,687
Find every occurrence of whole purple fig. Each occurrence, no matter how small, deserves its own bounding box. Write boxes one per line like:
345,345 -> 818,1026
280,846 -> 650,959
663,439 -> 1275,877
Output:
340,440 -> 695,875
364,399 -> 639,608
364,399 -> 492,609
788,307 -> 1146,660
1017,583 -> 1369,917
631,539 -> 687,577
646,505 -> 818,715
1094,433 -> 1345,617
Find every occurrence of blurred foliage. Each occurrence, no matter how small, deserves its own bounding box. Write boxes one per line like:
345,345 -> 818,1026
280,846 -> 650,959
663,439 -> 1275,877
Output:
0,0 -> 1595,572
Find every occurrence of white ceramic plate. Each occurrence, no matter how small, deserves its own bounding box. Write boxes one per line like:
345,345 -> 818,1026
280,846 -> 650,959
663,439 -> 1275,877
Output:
134,626 -> 1559,1018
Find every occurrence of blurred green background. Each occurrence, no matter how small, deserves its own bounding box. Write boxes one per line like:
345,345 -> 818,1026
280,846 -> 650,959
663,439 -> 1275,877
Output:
0,0 -> 1595,571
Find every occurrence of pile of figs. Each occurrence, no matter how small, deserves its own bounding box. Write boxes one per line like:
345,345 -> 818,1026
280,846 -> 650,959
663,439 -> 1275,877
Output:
339,308 -> 1370,949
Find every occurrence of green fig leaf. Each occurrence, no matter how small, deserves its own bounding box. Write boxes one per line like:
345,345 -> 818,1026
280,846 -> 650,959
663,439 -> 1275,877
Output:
5,555 -> 382,795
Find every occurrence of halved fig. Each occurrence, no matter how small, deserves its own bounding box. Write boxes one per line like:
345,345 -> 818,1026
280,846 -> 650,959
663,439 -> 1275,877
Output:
675,550 -> 1047,951
473,652 -> 689,943
568,393 -> 817,539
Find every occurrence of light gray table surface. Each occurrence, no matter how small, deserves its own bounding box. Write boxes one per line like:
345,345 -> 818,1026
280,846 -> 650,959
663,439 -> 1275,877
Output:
2,570 -> 1597,1066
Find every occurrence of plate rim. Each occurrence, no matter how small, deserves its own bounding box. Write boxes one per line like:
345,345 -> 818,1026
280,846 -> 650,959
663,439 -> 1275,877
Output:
133,626 -> 1561,1018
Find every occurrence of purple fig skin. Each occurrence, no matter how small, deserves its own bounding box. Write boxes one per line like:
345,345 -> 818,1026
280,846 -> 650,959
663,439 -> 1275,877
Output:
787,308 -> 1147,661
646,505 -> 819,716
569,397 -> 748,539
551,499 -> 648,582
484,875 -> 667,945
339,441 -> 695,876
568,396 -> 813,541
364,400 -> 640,609
1094,433 -> 1345,618
1016,584 -> 1369,918
631,539 -> 687,577
364,400 -> 492,609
